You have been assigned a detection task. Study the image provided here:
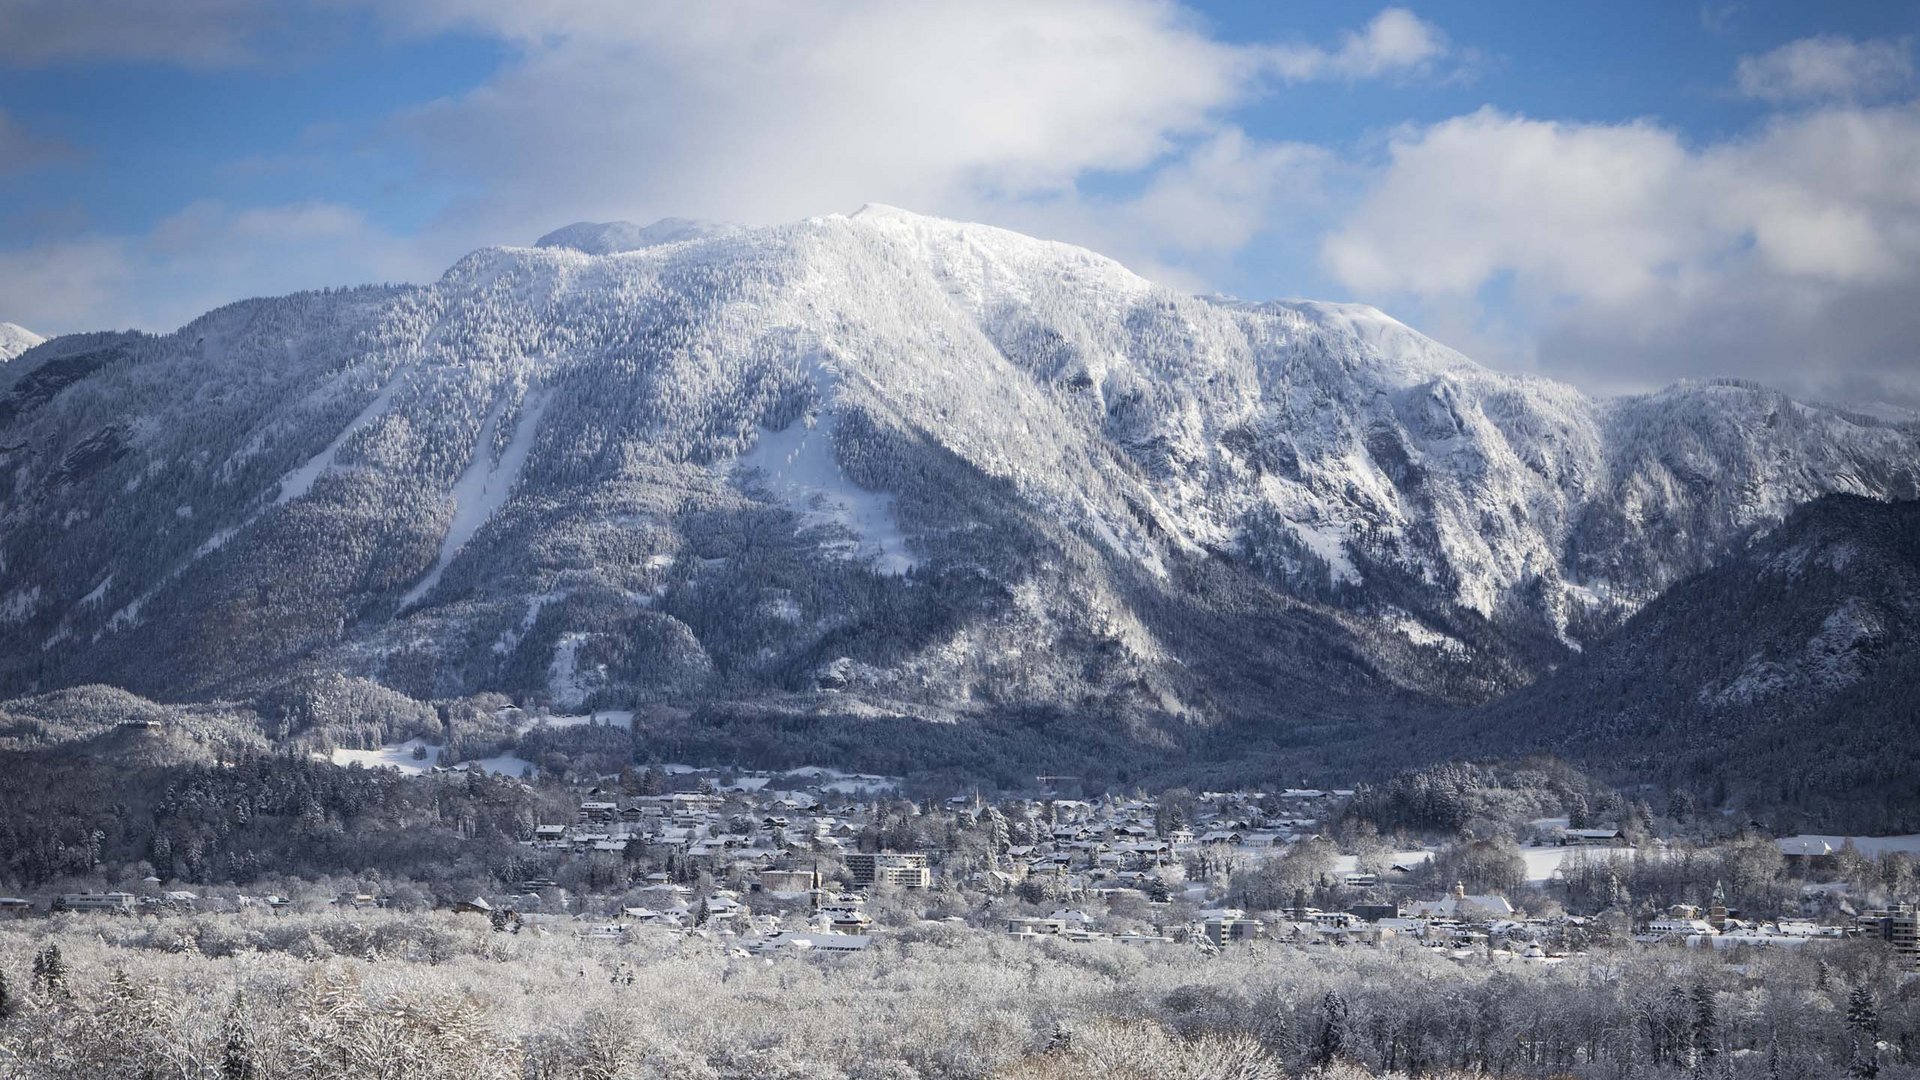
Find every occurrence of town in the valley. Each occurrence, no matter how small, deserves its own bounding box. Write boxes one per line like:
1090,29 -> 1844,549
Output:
22,752 -> 1920,973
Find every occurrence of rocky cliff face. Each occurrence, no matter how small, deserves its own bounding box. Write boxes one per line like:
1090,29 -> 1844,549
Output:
2,207 -> 1914,731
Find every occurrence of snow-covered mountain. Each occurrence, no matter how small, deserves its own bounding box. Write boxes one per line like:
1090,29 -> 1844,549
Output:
1,207 -> 1915,732
0,323 -> 43,363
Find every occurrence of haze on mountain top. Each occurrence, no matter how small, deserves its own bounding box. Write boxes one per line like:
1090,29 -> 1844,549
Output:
0,0 -> 1917,409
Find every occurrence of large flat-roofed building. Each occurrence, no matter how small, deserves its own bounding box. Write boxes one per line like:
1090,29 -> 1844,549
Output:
1858,906 -> 1918,967
845,852 -> 930,889
56,891 -> 135,913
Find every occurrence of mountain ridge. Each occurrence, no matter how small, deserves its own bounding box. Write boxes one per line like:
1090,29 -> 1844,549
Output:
1,208 -> 1914,769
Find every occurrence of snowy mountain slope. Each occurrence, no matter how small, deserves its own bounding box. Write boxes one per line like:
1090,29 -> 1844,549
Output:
0,323 -> 43,362
1,207 -> 1916,734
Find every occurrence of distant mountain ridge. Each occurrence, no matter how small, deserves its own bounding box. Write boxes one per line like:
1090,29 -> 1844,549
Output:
1459,494 -> 1920,831
0,207 -> 1915,759
0,323 -> 42,362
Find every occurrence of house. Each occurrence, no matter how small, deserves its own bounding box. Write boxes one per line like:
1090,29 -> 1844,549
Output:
620,907 -> 684,928
1558,828 -> 1626,847
1643,904 -> 1718,939
1405,884 -> 1515,922
0,898 -> 33,918
696,893 -> 744,927
750,931 -> 870,954
1776,835 -> 1845,859
453,897 -> 494,915
756,868 -> 821,895
820,908 -> 874,934
1007,916 -> 1068,938
1350,902 -> 1400,922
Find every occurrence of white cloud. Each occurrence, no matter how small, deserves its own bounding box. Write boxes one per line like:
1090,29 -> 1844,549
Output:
961,128 -> 1340,293
0,201 -> 432,335
1737,35 -> 1914,104
389,1 -> 1261,243
1268,7 -> 1450,82
1322,103 -> 1920,404
1324,109 -> 1703,306
376,3 -> 1448,265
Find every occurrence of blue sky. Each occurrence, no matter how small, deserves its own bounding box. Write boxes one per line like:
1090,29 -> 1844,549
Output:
2,1 -> 1918,405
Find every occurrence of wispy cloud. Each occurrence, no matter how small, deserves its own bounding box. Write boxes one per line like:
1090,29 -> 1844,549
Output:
1266,7 -> 1454,83
0,200 -> 432,334
1736,35 -> 1914,104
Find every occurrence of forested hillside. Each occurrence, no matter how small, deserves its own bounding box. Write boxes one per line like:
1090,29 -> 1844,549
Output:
1456,495 -> 1920,831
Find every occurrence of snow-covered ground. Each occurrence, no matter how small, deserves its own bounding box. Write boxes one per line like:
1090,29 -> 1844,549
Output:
1776,834 -> 1920,858
1330,850 -> 1433,875
642,763 -> 901,794
736,405 -> 915,576
274,373 -> 408,506
1326,844 -> 1643,884
514,709 -> 634,735
330,739 -> 534,779
468,754 -> 538,778
547,632 -> 599,708
1520,847 -> 1577,884
401,391 -> 550,607
330,738 -> 443,775
777,766 -> 900,794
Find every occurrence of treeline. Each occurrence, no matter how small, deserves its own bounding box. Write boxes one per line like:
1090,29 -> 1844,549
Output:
1342,757 -> 1645,839
0,752 -> 547,891
0,910 -> 1912,1078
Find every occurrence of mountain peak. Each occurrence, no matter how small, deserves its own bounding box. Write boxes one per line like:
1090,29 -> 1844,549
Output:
0,322 -> 44,362
533,218 -> 735,255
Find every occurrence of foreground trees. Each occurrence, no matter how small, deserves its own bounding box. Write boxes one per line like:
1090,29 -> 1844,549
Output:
0,910 -> 1911,1078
